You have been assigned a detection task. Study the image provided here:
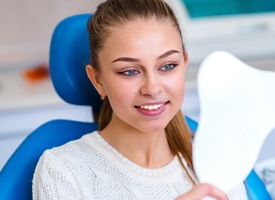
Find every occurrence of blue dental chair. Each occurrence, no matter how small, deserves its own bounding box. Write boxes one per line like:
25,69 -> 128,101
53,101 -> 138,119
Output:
0,14 -> 271,200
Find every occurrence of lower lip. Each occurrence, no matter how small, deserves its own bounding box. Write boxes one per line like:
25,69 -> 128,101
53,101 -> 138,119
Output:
135,103 -> 168,117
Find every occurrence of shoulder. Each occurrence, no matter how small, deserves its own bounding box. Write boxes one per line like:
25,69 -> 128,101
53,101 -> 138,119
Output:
32,132 -> 100,199
33,131 -> 102,187
38,131 -> 99,168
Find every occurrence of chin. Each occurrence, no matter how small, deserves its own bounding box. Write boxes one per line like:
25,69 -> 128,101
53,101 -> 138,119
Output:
138,123 -> 168,134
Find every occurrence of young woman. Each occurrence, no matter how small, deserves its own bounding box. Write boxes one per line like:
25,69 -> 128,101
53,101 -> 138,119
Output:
33,0 -> 247,199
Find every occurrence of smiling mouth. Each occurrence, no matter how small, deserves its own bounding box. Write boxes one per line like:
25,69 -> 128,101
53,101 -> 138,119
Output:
135,101 -> 169,111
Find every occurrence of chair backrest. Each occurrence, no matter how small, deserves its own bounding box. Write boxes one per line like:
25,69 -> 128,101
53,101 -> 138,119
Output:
0,14 -> 270,200
50,14 -> 102,115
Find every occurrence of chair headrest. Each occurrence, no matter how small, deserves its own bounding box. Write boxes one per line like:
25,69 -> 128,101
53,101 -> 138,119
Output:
49,14 -> 102,110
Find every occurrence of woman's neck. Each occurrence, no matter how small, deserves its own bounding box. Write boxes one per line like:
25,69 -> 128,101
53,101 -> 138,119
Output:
100,118 -> 174,169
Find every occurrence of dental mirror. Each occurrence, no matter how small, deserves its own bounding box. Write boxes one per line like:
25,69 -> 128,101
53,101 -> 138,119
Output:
193,51 -> 275,194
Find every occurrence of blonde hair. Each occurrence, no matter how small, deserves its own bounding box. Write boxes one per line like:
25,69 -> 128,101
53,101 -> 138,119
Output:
87,0 -> 195,184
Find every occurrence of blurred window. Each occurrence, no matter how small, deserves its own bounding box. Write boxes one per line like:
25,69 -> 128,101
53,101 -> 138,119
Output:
181,0 -> 275,18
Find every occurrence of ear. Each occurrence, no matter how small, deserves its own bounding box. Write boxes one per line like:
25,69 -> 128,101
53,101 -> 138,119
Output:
86,65 -> 106,97
183,51 -> 189,70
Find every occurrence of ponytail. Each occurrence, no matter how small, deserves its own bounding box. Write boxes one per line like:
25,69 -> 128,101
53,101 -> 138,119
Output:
98,98 -> 112,131
166,110 -> 196,184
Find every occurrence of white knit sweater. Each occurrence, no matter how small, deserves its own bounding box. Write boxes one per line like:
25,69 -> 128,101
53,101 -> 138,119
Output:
32,131 -> 247,199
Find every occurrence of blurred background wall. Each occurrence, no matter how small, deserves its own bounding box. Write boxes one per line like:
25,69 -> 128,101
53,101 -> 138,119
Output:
0,0 -> 104,68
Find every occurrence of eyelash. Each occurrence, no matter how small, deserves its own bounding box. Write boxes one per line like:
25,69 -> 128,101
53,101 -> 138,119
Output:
160,63 -> 177,71
118,63 -> 177,77
118,69 -> 139,76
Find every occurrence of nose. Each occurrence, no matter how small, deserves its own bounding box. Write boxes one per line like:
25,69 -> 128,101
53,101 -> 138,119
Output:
140,73 -> 162,97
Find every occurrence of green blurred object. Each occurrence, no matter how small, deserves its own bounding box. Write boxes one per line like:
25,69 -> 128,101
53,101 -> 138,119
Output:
181,0 -> 275,18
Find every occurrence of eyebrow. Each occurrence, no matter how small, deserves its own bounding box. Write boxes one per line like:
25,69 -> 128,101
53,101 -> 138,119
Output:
111,49 -> 180,63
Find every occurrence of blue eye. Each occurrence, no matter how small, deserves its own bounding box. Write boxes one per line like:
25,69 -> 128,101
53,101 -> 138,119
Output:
160,63 -> 177,71
119,69 -> 139,76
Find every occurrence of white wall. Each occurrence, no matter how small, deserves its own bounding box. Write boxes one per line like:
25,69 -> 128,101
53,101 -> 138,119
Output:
0,0 -> 105,69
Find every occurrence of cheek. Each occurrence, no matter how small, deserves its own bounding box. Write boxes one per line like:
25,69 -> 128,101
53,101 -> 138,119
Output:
103,80 -> 137,106
166,73 -> 185,97
166,75 -> 185,109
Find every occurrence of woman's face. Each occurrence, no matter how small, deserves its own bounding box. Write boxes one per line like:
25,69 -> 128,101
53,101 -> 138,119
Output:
90,18 -> 188,134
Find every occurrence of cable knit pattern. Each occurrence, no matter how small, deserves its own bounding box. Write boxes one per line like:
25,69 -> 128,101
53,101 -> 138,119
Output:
33,131 -> 247,199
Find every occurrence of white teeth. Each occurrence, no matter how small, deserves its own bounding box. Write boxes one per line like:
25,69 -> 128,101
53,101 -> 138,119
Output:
140,104 -> 163,110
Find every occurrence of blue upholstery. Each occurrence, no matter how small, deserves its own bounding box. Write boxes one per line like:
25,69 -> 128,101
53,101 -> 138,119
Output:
245,170 -> 271,199
0,14 -> 271,200
50,14 -> 102,114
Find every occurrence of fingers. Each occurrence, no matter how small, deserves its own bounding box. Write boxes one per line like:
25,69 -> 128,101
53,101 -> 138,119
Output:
176,183 -> 228,200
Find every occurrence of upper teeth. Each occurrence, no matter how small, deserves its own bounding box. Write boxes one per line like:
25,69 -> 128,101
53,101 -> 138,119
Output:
140,104 -> 163,110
